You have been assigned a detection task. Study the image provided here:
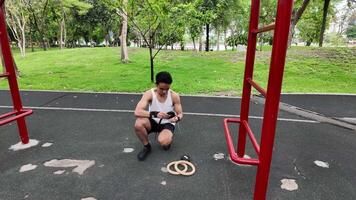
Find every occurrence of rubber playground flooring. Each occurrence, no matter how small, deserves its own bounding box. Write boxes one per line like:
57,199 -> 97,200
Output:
1,90 -> 355,200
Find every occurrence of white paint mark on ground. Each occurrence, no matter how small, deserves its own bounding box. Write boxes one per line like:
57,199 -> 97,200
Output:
44,159 -> 95,175
41,142 -> 53,147
123,148 -> 134,153
99,164 -> 104,168
24,194 -> 29,199
213,153 -> 225,160
81,197 -> 97,200
54,170 -> 66,175
19,164 -> 38,172
161,181 -> 167,185
161,167 -> 168,173
314,160 -> 329,168
9,139 -> 39,151
281,179 -> 298,191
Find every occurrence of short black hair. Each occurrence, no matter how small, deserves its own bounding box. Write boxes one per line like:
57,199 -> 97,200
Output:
155,71 -> 173,84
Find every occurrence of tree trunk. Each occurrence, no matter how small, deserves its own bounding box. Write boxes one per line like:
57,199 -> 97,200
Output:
120,0 -> 129,63
192,38 -> 196,51
149,47 -> 154,83
288,0 -> 311,47
224,30 -> 227,50
21,28 -> 26,57
199,35 -> 202,51
216,29 -> 220,51
205,24 -> 210,51
64,20 -> 67,48
60,18 -> 64,49
319,0 -> 330,47
30,32 -> 34,52
41,36 -> 47,50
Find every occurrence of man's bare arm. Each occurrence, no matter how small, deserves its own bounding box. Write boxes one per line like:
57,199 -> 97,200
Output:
171,92 -> 183,122
134,91 -> 151,118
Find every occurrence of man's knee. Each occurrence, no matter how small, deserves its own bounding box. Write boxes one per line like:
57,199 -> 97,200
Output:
134,118 -> 148,132
158,132 -> 172,146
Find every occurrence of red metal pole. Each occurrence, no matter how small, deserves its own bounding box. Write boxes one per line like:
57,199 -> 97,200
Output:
253,0 -> 294,199
0,5 -> 29,144
238,0 -> 260,157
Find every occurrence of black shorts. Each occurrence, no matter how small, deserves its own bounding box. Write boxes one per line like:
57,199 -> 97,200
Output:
149,118 -> 175,134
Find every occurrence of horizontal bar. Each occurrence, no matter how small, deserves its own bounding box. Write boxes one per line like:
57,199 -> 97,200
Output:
0,110 -> 17,119
230,152 -> 260,165
252,23 -> 275,34
0,72 -> 9,78
0,109 -> 33,126
223,118 -> 260,166
242,120 -> 260,154
247,78 -> 267,97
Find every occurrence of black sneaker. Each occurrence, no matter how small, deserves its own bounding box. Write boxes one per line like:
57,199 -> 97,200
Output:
137,147 -> 151,161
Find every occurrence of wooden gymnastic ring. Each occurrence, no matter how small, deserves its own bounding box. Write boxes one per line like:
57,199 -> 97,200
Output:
167,161 -> 188,175
174,160 -> 196,176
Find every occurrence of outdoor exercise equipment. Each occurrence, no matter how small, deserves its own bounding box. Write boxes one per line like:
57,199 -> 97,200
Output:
223,0 -> 294,199
0,2 -> 32,144
167,157 -> 196,176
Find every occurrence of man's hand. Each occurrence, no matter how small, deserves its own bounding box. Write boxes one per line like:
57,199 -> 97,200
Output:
157,112 -> 170,119
169,116 -> 180,123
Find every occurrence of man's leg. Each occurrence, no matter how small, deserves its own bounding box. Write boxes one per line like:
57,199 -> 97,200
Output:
157,129 -> 173,150
134,118 -> 152,161
134,117 -> 151,145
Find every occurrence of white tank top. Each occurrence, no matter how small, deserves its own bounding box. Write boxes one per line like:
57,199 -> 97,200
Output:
149,88 -> 175,124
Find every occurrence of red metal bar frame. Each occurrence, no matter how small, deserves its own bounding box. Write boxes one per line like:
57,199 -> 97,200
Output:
238,0 -> 261,158
252,23 -> 275,34
223,0 -> 294,199
0,4 -> 32,144
0,72 -> 9,77
247,78 -> 267,97
253,0 -> 294,199
223,118 -> 259,166
0,109 -> 33,126
242,120 -> 260,154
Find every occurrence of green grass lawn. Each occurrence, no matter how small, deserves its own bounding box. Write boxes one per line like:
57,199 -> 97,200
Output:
1,46 -> 355,95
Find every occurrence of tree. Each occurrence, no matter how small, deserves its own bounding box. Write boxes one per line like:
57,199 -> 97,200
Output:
65,0 -> 115,47
119,0 -> 188,82
25,0 -> 52,50
52,0 -> 92,49
186,3 -> 205,51
288,0 -> 311,46
297,0 -> 334,46
5,0 -> 28,57
212,0 -> 241,51
319,0 -> 330,47
197,0 -> 218,51
117,0 -> 129,63
336,2 -> 355,34
346,11 -> 356,39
